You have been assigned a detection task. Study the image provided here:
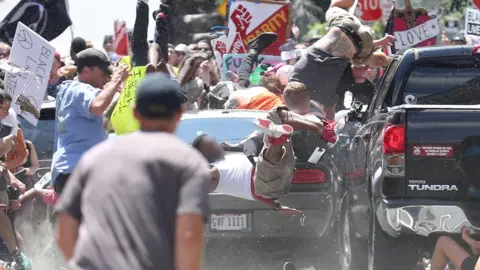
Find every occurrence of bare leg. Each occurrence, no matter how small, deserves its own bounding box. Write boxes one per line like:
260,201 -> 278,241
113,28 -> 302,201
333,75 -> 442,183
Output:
15,232 -> 24,251
431,236 -> 470,270
263,145 -> 283,164
0,212 -> 16,252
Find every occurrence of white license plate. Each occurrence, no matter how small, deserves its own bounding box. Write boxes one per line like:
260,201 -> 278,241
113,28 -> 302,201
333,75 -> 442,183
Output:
210,213 -> 249,232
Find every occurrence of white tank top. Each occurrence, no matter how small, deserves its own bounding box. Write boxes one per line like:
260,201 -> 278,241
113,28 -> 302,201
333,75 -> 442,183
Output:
211,154 -> 255,201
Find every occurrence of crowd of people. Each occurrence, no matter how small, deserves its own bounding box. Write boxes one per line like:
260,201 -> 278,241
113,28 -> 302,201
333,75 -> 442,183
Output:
0,0 -> 477,269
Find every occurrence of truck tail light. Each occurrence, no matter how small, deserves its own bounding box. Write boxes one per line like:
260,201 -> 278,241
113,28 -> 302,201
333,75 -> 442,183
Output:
292,169 -> 327,184
473,45 -> 480,55
383,124 -> 406,154
382,124 -> 405,177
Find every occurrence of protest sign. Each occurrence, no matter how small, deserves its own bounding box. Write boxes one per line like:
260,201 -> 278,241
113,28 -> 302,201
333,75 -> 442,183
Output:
111,66 -> 146,135
465,8 -> 480,37
393,0 -> 440,50
214,0 -> 292,57
222,53 -> 283,78
3,22 -> 54,126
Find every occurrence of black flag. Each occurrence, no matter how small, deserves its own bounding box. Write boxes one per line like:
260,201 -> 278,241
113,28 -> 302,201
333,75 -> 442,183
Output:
0,0 -> 72,45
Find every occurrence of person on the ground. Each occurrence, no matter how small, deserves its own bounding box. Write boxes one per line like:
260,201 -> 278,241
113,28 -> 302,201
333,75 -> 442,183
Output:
431,227 -> 480,270
9,140 -> 39,187
0,43 -> 10,61
194,82 -> 335,213
56,73 -> 210,270
289,0 -> 394,119
51,48 -> 130,195
70,37 -> 88,64
103,35 -> 119,61
225,63 -> 288,111
0,91 -> 29,270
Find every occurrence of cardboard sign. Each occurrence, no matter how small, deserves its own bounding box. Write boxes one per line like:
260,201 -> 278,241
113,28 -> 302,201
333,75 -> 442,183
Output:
111,67 -> 146,135
393,0 -> 439,50
221,53 -> 283,78
214,0 -> 291,57
465,8 -> 480,37
394,18 -> 440,49
412,145 -> 454,158
3,22 -> 54,126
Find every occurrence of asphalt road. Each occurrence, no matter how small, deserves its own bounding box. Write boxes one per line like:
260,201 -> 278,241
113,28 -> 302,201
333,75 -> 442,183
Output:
205,237 -> 340,270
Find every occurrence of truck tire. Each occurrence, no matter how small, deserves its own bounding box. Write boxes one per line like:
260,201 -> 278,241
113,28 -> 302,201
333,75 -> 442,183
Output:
338,193 -> 368,270
368,203 -> 420,270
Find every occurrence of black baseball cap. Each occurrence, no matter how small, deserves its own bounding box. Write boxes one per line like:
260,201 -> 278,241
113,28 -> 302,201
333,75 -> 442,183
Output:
135,73 -> 187,118
76,48 -> 113,75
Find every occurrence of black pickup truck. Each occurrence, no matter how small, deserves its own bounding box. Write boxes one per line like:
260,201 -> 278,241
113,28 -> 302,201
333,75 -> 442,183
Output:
338,45 -> 480,270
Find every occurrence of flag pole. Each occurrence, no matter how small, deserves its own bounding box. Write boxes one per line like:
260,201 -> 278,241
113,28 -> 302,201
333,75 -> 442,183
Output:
65,0 -> 74,40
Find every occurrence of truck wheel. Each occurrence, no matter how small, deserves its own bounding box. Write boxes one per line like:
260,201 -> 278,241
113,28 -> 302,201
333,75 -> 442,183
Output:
368,205 -> 420,270
338,193 -> 368,270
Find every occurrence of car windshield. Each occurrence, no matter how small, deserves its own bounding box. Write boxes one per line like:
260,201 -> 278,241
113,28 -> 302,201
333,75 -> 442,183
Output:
175,117 -> 257,145
19,108 -> 56,161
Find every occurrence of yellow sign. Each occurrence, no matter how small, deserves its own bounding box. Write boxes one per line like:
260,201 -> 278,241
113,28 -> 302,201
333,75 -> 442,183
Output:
111,66 -> 146,135
119,56 -> 132,69
217,0 -> 227,17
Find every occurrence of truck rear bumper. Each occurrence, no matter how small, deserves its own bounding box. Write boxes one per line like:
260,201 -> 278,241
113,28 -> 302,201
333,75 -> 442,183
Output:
380,199 -> 479,237
206,191 -> 337,238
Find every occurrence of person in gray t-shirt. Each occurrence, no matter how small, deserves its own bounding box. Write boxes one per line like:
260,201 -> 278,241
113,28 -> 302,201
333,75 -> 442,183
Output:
55,73 -> 210,270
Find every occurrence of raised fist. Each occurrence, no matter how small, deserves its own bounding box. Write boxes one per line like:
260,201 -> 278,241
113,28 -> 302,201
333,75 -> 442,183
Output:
230,5 -> 252,33
215,41 -> 227,54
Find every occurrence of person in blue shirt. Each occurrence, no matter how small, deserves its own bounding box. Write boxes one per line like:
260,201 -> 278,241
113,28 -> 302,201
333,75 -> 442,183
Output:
52,48 -> 130,195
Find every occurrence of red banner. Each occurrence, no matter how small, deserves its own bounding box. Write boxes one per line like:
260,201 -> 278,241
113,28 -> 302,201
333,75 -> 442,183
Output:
114,20 -> 129,56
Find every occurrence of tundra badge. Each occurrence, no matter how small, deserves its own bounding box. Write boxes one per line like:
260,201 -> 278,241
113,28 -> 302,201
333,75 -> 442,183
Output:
408,180 -> 458,191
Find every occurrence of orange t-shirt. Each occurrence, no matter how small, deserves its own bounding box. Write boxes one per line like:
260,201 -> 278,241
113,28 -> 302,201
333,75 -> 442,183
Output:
6,128 -> 28,173
239,91 -> 284,111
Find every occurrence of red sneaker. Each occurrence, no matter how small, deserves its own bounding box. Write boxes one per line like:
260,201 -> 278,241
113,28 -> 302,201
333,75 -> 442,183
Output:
254,118 -> 293,145
255,117 -> 293,138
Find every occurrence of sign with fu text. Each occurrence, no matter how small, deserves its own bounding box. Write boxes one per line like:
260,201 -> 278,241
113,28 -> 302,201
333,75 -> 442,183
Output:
3,22 -> 55,126
222,53 -> 283,78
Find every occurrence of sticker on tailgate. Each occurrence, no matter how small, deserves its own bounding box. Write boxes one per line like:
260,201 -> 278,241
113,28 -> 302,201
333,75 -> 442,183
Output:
412,145 -> 454,157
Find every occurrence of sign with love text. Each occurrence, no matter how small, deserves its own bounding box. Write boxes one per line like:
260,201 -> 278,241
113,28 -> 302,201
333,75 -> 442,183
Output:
221,53 -> 283,78
3,22 -> 55,126
392,0 -> 439,51
214,0 -> 292,57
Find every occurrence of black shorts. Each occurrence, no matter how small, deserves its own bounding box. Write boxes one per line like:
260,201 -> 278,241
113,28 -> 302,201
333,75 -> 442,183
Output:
461,255 -> 480,270
54,173 -> 71,195
289,46 -> 350,108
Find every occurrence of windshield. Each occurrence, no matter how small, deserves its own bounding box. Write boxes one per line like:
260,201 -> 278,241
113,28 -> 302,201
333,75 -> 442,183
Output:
19,108 -> 56,161
404,59 -> 480,105
175,117 -> 257,145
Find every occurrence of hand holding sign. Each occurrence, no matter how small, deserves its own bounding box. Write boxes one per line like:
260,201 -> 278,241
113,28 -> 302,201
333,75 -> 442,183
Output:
111,64 -> 131,90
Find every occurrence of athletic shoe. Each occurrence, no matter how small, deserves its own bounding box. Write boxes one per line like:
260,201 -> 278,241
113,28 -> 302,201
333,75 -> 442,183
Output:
247,32 -> 278,54
283,262 -> 297,270
254,118 -> 293,146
